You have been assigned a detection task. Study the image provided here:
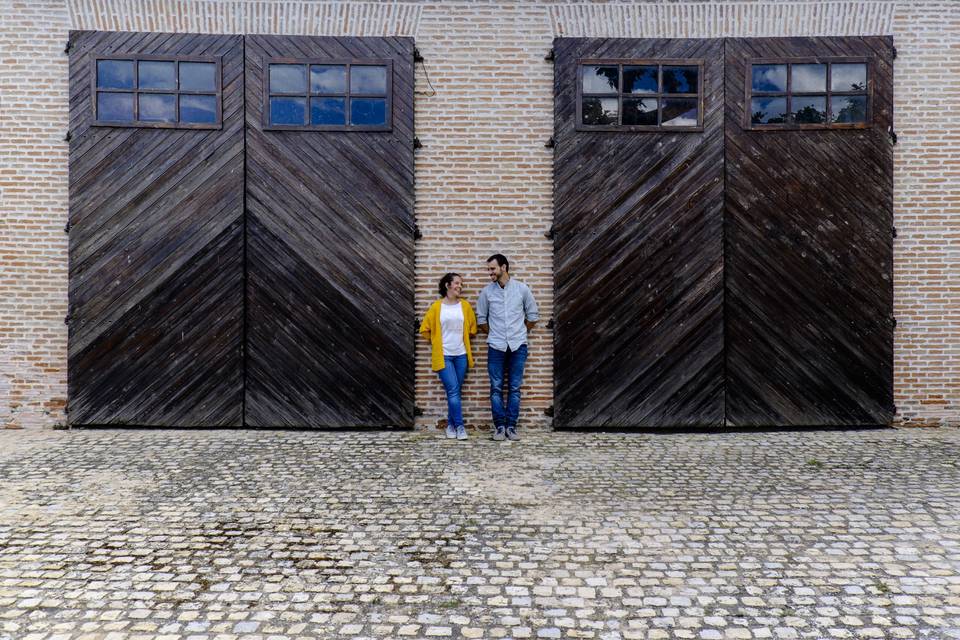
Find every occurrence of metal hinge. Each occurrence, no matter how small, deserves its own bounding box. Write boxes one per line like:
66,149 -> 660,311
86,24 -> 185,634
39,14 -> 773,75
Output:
546,318 -> 555,330
414,224 -> 422,240
413,137 -> 423,150
414,48 -> 424,63
543,405 -> 554,417
889,128 -> 898,145
545,136 -> 555,148
64,314 -> 71,325
892,226 -> 897,238
414,406 -> 424,417
64,221 -> 71,233
544,49 -> 555,62
892,46 -> 897,60
64,131 -> 71,142
544,225 -> 554,240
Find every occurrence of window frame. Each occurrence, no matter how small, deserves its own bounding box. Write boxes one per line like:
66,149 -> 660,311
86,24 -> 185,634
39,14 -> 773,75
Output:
575,58 -> 705,133
262,57 -> 393,132
91,54 -> 223,130
744,56 -> 872,131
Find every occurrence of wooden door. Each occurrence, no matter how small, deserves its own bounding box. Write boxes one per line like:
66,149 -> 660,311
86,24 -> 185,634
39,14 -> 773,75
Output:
552,38 -> 726,427
724,37 -> 894,425
243,36 -> 416,427
67,31 -> 245,426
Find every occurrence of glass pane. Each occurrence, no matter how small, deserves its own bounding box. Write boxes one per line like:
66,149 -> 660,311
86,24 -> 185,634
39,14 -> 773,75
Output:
97,60 -> 134,89
792,64 -> 826,92
791,96 -> 826,124
311,97 -> 346,125
180,62 -> 217,92
622,66 -> 657,94
622,98 -> 657,126
269,97 -> 306,125
831,63 -> 867,92
831,95 -> 868,124
180,94 -> 218,124
751,64 -> 787,92
750,97 -> 788,125
662,66 -> 698,94
350,66 -> 387,95
311,65 -> 346,94
662,98 -> 698,127
581,97 -> 618,126
138,60 -> 175,90
350,98 -> 387,126
139,93 -> 176,122
581,66 -> 618,94
269,64 -> 307,93
96,92 -> 134,121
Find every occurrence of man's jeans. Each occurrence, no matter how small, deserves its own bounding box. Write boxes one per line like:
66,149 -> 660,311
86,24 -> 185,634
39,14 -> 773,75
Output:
487,344 -> 528,428
437,354 -> 468,428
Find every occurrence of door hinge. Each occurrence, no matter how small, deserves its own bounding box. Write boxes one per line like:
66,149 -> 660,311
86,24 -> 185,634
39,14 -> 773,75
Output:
414,406 -> 424,417
546,318 -> 555,330
64,313 -> 71,325
545,136 -> 555,148
544,405 -> 554,417
892,226 -> 897,238
544,225 -> 554,240
544,49 -> 555,62
889,128 -> 898,145
414,224 -> 422,240
414,48 -> 424,63
892,46 -> 897,60
64,221 -> 71,233
413,137 -> 423,150
64,131 -> 71,142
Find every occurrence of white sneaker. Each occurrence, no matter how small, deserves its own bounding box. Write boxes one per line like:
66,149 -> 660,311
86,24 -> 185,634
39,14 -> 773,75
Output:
445,424 -> 457,439
456,425 -> 468,440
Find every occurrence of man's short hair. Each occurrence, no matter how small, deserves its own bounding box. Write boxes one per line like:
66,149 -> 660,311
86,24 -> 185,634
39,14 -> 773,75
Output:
487,253 -> 509,271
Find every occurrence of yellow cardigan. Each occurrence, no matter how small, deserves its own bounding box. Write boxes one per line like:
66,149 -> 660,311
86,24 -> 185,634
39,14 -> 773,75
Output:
419,298 -> 477,371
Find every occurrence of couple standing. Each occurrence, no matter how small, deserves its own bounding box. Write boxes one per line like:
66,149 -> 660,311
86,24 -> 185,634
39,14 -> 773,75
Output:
419,254 -> 539,441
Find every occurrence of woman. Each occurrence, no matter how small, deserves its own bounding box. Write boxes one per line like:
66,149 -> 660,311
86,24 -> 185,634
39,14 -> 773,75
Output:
419,272 -> 477,440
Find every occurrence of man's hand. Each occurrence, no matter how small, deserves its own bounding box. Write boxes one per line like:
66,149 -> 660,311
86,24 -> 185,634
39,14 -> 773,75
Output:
525,320 -> 537,331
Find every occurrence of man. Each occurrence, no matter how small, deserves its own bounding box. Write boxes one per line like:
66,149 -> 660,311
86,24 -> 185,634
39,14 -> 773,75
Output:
476,254 -> 539,441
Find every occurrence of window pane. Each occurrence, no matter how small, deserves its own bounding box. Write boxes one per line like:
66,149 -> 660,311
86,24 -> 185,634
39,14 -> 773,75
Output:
622,98 -> 657,125
350,98 -> 387,126
662,66 -> 698,94
831,63 -> 867,92
311,65 -> 346,94
97,92 -> 134,121
180,94 -> 218,124
792,96 -> 826,124
751,64 -> 787,92
180,62 -> 217,92
623,66 -> 657,94
582,66 -> 618,94
269,64 -> 307,93
662,98 -> 698,127
139,93 -> 176,122
750,97 -> 787,125
138,60 -> 176,90
97,60 -> 134,89
792,64 -> 826,92
311,97 -> 346,125
831,95 -> 868,124
581,97 -> 618,125
269,97 -> 306,125
350,66 -> 387,95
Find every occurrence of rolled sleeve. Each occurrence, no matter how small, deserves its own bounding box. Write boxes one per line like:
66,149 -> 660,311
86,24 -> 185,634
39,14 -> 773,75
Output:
476,288 -> 489,325
522,285 -> 539,322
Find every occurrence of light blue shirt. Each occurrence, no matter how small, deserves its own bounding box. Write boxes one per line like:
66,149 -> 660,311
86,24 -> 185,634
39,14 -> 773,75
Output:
476,278 -> 539,352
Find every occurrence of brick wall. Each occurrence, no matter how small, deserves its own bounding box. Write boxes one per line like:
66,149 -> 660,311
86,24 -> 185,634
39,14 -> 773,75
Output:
1,0 -> 957,429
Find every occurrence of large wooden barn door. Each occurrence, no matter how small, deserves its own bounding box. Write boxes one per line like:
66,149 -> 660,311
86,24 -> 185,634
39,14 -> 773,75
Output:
553,38 -> 726,427
724,37 -> 895,425
244,36 -> 416,427
67,32 -> 244,426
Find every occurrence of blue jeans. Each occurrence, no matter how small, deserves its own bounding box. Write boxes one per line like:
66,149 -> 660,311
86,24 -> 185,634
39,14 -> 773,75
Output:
437,354 -> 468,428
487,344 -> 528,428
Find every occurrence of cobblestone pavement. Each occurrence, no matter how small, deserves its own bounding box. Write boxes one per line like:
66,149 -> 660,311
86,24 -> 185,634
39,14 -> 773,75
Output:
1,427 -> 960,640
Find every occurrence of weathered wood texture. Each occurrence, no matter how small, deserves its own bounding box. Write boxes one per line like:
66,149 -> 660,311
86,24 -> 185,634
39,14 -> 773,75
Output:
553,38 -> 726,427
244,36 -> 416,427
68,31 -> 244,426
724,37 -> 894,425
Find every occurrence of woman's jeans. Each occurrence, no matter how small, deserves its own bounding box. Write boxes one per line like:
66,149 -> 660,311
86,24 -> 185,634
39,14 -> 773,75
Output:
437,354 -> 468,428
487,344 -> 528,428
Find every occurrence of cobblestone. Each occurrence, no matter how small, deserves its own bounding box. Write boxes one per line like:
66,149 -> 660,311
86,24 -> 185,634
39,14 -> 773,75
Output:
1,428 -> 959,639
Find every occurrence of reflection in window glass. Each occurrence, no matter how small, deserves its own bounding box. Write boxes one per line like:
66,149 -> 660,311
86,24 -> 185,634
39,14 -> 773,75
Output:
662,98 -> 698,127
269,64 -> 307,93
622,98 -> 657,125
350,66 -> 387,95
180,94 -> 218,124
351,98 -> 386,125
269,97 -> 306,125
622,66 -> 657,94
311,65 -> 346,94
97,92 -> 134,121
831,95 -> 867,123
662,66 -> 697,94
97,60 -> 135,89
139,93 -> 176,122
582,66 -> 618,94
750,97 -> 787,124
311,97 -> 346,125
581,97 -> 618,125
792,64 -> 826,92
180,62 -> 217,92
831,64 -> 867,92
751,64 -> 787,92
792,96 -> 826,124
138,61 -> 176,90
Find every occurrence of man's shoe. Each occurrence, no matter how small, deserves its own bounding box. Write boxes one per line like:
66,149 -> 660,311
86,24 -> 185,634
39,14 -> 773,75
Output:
492,425 -> 506,441
506,426 -> 520,441
445,424 -> 457,439
456,425 -> 468,440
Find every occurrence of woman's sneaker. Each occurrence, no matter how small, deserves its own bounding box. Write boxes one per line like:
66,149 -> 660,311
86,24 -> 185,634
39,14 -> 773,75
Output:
445,424 -> 457,439
456,425 -> 468,440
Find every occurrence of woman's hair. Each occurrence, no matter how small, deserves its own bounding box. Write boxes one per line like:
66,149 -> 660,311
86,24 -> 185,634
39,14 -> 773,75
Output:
438,272 -> 461,298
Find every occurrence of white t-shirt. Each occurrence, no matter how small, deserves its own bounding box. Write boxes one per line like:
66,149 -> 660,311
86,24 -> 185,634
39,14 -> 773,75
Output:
440,301 -> 466,357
